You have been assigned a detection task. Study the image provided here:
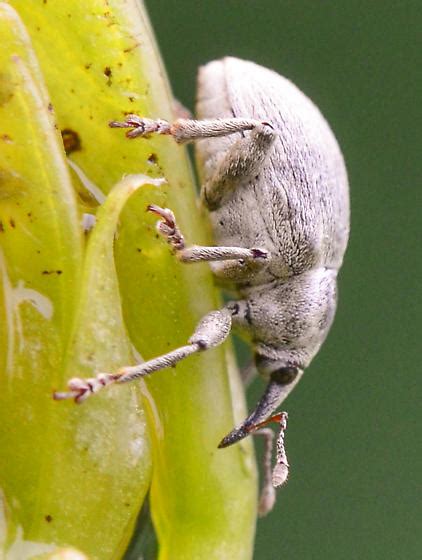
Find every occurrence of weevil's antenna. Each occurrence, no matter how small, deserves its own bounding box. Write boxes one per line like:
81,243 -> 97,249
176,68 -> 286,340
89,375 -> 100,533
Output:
254,412 -> 289,516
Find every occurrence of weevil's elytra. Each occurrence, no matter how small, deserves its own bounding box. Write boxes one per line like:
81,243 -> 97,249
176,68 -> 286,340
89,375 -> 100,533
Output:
55,57 -> 350,515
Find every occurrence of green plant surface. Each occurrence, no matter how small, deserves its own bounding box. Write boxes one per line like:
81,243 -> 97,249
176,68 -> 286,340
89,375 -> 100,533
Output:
1,1 -> 258,559
0,5 -> 153,558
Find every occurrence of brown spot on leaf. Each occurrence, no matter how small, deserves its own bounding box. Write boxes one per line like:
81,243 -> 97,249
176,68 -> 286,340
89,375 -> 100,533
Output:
42,270 -> 63,276
123,42 -> 141,53
104,66 -> 112,86
0,72 -> 15,105
45,514 -> 52,522
61,129 -> 81,154
147,153 -> 158,165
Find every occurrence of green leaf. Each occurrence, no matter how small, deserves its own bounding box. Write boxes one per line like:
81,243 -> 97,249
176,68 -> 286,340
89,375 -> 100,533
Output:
1,1 -> 258,558
0,6 -> 152,558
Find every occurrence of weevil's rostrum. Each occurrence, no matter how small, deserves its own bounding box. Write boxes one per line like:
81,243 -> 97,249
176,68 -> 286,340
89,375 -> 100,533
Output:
55,57 -> 349,513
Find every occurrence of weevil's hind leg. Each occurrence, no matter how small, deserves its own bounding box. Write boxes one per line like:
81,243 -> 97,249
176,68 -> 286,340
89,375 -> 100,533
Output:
148,204 -> 271,267
53,308 -> 233,403
254,428 -> 277,516
254,412 -> 289,517
201,122 -> 276,210
110,114 -> 268,143
110,113 -> 276,210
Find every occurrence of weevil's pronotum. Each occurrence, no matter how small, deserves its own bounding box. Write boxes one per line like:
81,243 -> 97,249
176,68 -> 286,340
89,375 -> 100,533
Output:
55,57 -> 349,514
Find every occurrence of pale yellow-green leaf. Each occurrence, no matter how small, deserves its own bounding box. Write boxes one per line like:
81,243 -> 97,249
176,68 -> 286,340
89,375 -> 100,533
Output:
1,1 -> 258,558
0,5 -> 152,559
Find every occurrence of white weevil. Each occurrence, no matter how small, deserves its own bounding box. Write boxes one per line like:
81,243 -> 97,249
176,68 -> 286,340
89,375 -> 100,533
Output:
55,57 -> 349,514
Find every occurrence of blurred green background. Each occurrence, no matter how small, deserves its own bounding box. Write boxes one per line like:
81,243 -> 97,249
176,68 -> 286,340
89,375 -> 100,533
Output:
145,2 -> 421,559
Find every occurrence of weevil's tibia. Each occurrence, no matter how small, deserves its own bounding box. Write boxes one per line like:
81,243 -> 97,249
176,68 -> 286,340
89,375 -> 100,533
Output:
148,204 -> 270,265
53,309 -> 233,403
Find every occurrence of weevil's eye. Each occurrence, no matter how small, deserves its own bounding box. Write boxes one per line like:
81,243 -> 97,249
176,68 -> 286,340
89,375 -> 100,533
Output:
255,354 -> 300,385
270,367 -> 298,385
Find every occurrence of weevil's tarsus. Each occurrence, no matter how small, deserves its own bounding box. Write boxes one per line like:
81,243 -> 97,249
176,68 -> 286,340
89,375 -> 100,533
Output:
109,115 -> 171,139
272,412 -> 289,488
148,203 -> 270,266
147,204 -> 185,251
53,372 -> 117,403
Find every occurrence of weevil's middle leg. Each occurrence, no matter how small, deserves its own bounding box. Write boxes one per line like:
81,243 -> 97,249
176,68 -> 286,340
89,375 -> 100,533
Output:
148,204 -> 270,266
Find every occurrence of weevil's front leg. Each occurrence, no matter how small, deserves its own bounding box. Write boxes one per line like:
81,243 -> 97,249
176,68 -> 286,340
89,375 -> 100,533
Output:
53,308 -> 233,403
148,204 -> 270,266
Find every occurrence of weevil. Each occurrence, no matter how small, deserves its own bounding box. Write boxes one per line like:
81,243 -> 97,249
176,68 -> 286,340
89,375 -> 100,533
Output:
55,57 -> 349,514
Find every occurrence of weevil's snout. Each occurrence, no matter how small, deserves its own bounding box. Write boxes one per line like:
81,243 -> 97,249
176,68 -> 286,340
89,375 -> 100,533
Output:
218,366 -> 301,449
218,423 -> 253,448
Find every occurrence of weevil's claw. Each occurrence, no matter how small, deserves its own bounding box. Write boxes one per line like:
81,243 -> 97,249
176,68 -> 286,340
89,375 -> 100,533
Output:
147,204 -> 176,228
251,248 -> 269,260
53,373 -> 117,403
147,204 -> 185,250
